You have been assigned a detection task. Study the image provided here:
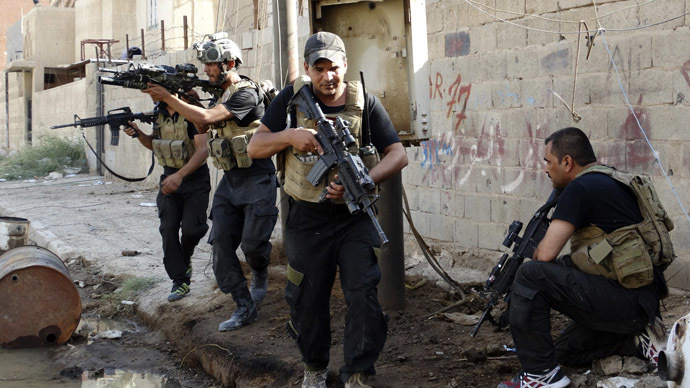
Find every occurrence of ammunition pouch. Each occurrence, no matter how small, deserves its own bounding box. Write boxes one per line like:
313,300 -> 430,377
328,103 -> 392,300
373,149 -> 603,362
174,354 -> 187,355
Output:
152,139 -> 189,169
207,134 -> 253,171
571,225 -> 654,289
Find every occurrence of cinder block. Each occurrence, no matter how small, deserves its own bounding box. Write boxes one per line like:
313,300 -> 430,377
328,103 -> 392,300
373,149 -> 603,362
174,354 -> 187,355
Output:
491,196 -> 521,224
465,82 -> 494,112
496,0 -> 526,21
455,219 -> 479,247
469,23 -> 498,54
507,48 -> 540,80
525,13 -> 563,47
492,80 -> 522,109
409,210 -> 431,238
497,23 -> 527,51
426,2 -> 444,34
440,189 -> 456,216
520,77 -> 554,108
465,0 -> 498,27
672,71 -> 690,106
429,111 -> 454,139
572,107 -> 608,141
499,136 -> 522,169
418,186 -> 441,214
465,194 -> 492,221
404,185 -> 420,212
652,28 -> 690,70
478,223 -> 508,250
525,0 -> 558,15
538,44 -> 573,77
647,106 -> 690,141
443,1 -> 470,31
480,52 -> 509,81
475,168 -> 504,194
628,69 -> 674,106
681,144 -> 690,178
428,32 -> 446,61
638,0 -> 684,33
502,167 -> 538,197
429,213 -> 455,241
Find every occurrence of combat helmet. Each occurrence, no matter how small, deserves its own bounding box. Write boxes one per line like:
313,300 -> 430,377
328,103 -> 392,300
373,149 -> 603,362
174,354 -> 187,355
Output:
193,32 -> 243,68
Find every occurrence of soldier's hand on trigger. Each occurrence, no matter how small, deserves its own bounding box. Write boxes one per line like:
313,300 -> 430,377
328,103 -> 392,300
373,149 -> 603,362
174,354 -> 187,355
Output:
124,121 -> 139,138
291,127 -> 322,154
325,174 -> 345,200
141,83 -> 172,102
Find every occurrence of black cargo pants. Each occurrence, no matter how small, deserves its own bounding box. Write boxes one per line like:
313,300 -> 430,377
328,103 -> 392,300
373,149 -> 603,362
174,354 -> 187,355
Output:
509,260 -> 658,373
208,173 -> 278,297
157,170 -> 211,284
284,199 -> 388,383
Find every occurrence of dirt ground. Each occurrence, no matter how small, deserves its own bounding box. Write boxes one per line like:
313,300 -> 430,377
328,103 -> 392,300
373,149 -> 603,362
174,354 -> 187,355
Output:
1,173 -> 688,388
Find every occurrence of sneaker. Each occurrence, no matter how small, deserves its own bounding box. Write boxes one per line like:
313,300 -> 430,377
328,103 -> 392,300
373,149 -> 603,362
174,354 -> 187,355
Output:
345,372 -> 372,388
185,262 -> 192,278
218,296 -> 258,331
497,366 -> 570,388
167,282 -> 190,302
302,368 -> 327,388
250,267 -> 268,304
635,317 -> 667,366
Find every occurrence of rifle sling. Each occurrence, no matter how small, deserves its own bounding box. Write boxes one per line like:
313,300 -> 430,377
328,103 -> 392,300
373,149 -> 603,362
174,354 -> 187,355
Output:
82,130 -> 155,182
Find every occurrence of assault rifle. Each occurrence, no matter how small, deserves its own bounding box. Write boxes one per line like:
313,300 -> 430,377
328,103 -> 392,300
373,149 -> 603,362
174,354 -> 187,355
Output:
99,62 -> 223,101
288,85 -> 388,244
470,189 -> 560,337
51,107 -> 156,146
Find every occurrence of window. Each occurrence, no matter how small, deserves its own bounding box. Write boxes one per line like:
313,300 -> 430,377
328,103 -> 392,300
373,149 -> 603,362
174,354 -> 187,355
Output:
147,0 -> 158,28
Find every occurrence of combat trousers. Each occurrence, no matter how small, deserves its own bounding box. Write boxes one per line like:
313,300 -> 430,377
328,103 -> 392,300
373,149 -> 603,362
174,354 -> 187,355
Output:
509,260 -> 658,373
208,173 -> 277,297
157,171 -> 210,284
283,199 -> 388,383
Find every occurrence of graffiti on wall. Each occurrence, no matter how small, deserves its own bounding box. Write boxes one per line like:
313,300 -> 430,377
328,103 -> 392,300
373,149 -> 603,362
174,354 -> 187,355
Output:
429,73 -> 472,132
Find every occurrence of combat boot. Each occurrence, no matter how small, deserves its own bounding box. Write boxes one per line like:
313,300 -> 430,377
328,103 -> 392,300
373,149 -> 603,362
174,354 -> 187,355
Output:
218,291 -> 258,332
250,267 -> 269,304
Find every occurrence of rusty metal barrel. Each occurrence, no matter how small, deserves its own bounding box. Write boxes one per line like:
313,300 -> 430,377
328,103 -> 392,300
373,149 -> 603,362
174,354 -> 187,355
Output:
0,217 -> 30,255
0,245 -> 82,348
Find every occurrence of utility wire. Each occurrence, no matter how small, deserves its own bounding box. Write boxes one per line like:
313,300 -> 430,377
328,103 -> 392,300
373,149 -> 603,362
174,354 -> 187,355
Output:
464,0 -> 658,24
463,0 -> 690,35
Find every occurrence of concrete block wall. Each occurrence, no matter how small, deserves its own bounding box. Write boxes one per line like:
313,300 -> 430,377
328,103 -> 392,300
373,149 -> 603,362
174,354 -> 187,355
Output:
407,0 -> 690,288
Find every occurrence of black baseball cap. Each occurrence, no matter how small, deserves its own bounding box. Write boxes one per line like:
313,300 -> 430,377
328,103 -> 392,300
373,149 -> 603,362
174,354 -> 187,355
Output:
304,32 -> 346,66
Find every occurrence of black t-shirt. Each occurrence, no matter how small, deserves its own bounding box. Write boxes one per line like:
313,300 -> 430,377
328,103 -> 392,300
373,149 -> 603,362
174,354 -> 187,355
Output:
156,102 -> 209,178
261,83 -> 401,153
552,172 -> 643,233
212,83 -> 275,177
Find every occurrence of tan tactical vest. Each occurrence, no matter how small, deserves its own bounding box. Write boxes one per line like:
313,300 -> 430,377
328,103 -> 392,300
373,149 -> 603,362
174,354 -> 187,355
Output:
207,79 -> 261,170
569,165 -> 675,289
281,76 -> 380,203
151,111 -> 196,169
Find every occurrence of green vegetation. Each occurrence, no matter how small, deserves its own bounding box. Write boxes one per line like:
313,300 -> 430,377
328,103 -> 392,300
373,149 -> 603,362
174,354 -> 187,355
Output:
109,276 -> 158,302
0,135 -> 88,180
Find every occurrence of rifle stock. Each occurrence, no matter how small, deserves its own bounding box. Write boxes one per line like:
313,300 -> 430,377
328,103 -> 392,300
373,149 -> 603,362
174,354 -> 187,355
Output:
288,85 -> 388,244
470,189 -> 560,337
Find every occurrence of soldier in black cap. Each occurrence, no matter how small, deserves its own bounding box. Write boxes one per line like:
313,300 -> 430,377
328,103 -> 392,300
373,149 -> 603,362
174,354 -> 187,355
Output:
248,31 -> 408,388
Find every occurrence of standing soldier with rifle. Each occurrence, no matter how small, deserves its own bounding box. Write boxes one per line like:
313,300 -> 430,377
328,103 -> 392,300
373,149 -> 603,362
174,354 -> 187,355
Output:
247,32 -> 408,388
140,33 -> 278,332
124,86 -> 211,302
497,127 -> 672,388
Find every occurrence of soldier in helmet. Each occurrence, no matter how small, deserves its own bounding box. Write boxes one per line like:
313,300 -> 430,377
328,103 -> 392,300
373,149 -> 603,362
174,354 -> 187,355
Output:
125,85 -> 211,303
141,32 -> 278,332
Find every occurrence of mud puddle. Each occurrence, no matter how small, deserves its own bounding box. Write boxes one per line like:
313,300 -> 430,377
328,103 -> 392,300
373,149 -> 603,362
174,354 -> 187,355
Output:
0,315 -> 215,388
